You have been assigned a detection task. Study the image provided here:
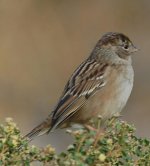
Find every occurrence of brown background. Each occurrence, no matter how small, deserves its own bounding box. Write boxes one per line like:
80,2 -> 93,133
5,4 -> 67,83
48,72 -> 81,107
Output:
0,0 -> 150,152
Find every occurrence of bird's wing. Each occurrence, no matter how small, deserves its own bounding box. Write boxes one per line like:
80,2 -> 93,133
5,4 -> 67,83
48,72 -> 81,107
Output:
50,59 -> 109,130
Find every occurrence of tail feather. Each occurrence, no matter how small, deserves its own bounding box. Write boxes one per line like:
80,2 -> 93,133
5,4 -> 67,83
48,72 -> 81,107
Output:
24,118 -> 52,141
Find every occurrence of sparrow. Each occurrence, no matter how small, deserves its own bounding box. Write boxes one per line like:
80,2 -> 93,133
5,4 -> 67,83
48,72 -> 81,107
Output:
25,32 -> 138,141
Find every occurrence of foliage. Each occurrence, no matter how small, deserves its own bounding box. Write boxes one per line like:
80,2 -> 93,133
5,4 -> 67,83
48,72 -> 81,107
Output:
0,117 -> 150,165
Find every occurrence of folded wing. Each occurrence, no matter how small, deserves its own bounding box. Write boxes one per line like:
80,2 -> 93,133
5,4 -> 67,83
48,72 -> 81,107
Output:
50,59 -> 109,130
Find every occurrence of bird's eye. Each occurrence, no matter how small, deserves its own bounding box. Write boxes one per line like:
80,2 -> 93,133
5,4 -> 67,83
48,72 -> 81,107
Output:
123,44 -> 129,49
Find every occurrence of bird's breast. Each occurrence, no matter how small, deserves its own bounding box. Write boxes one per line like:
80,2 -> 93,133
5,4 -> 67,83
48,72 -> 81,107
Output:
80,64 -> 134,121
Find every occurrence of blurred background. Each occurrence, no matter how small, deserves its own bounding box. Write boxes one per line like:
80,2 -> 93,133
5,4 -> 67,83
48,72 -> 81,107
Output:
0,0 -> 150,152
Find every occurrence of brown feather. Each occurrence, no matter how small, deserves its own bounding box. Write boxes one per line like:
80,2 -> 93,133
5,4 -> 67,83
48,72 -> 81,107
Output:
50,60 -> 108,130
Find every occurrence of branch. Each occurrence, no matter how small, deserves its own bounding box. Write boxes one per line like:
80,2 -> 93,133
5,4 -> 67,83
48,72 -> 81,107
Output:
0,117 -> 150,165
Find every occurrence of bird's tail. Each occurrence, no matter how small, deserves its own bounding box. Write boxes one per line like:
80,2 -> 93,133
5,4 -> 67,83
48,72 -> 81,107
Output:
24,117 -> 52,141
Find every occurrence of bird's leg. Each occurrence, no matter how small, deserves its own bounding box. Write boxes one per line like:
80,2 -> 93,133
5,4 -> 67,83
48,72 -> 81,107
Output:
84,124 -> 97,132
113,112 -> 122,118
93,114 -> 122,147
106,113 -> 122,127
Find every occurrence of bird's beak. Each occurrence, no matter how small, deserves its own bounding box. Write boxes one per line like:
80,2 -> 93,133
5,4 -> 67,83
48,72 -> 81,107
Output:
132,45 -> 139,53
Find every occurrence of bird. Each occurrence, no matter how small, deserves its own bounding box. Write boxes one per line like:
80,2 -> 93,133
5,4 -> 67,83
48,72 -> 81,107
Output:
25,32 -> 138,141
